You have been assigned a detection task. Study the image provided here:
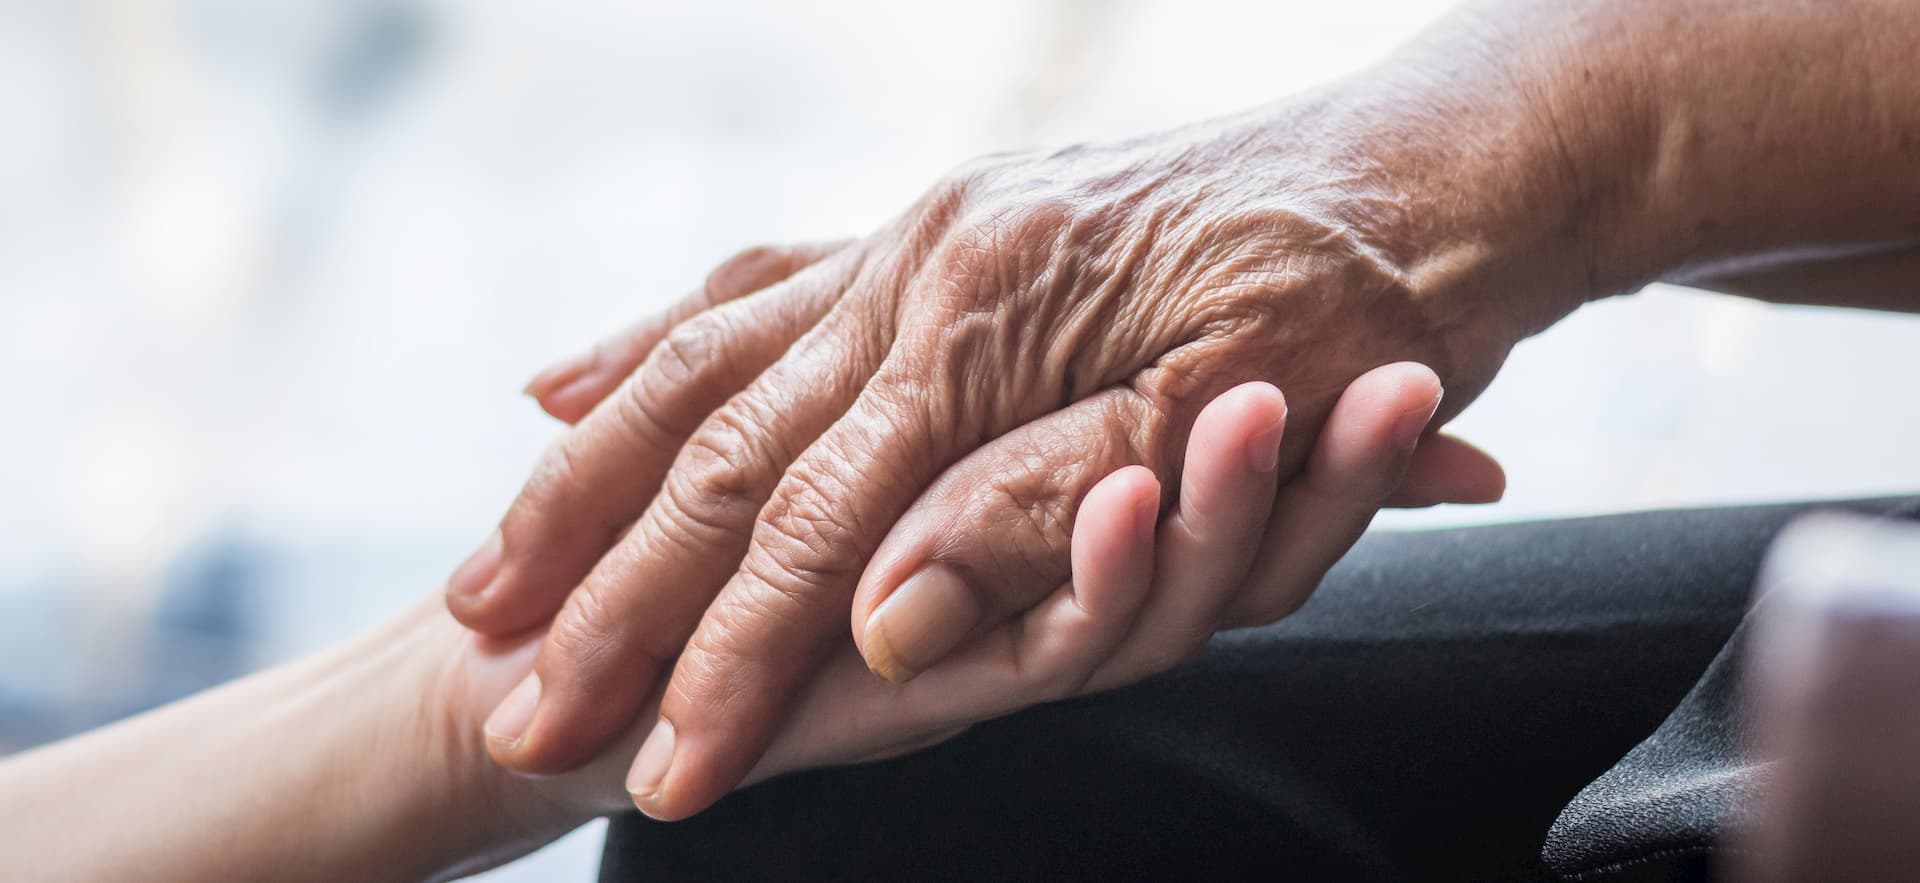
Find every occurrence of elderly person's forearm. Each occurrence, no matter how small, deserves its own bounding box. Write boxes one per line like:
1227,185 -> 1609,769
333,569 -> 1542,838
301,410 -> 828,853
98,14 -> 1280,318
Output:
1369,0 -> 1920,309
453,0 -> 1920,822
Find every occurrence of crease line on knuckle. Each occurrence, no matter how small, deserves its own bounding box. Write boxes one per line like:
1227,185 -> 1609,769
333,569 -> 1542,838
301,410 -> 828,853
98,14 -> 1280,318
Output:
654,470 -> 756,556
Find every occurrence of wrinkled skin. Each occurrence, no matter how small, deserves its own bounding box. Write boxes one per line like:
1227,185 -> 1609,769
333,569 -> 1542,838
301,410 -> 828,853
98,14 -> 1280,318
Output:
446,366 -> 1497,874
1,368 -> 1498,883
449,80 -> 1582,819
16,0 -> 1920,877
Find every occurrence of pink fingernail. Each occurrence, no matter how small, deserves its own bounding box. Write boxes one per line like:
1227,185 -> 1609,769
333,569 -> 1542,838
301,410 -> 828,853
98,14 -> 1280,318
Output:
448,530 -> 503,598
540,372 -> 606,418
522,350 -> 597,399
628,718 -> 677,801
1393,390 -> 1444,452
1245,419 -> 1285,474
1134,483 -> 1161,542
484,672 -> 541,747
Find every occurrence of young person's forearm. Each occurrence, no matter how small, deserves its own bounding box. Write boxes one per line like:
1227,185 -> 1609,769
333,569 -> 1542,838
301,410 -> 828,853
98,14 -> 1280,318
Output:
0,602 -> 547,883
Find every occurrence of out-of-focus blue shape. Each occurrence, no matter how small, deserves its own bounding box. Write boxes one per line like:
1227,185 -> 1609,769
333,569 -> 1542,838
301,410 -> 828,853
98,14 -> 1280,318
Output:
318,0 -> 432,119
140,530 -> 269,709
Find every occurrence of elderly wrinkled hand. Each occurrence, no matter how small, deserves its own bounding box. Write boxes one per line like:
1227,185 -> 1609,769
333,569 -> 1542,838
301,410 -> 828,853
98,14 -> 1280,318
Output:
463,370 -> 1500,830
445,100 -> 1559,819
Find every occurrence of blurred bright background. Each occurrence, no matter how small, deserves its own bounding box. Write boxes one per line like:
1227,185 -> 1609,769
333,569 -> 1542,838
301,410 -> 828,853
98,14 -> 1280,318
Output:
2,1 -> 1916,879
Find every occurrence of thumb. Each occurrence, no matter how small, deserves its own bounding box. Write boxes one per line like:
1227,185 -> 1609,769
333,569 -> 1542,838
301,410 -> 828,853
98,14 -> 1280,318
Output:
1385,432 -> 1505,508
851,381 -> 1289,685
849,385 -> 1178,684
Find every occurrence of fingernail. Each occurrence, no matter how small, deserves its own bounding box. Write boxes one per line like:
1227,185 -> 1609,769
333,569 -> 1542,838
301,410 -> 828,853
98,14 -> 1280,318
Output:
1393,390 -> 1444,452
861,564 -> 982,684
522,350 -> 596,399
448,530 -> 503,598
1245,418 -> 1285,473
540,373 -> 604,416
1133,483 -> 1161,542
484,672 -> 540,748
628,718 -> 677,801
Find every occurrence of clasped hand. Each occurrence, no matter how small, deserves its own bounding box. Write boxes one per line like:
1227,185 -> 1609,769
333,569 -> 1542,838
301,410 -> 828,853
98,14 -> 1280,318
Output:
443,122 -> 1513,820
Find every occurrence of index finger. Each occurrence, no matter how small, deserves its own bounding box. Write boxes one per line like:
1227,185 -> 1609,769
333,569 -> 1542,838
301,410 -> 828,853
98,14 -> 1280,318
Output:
446,250 -> 862,635
527,241 -> 850,424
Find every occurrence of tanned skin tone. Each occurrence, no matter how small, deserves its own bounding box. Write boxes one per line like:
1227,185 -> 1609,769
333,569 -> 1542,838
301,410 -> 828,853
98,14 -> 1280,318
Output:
455,0 -> 1920,821
0,0 -> 1914,877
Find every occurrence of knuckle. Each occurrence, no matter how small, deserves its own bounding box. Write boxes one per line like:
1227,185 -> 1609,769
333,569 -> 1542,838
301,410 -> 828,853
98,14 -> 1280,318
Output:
1189,280 -> 1291,343
666,633 -> 752,718
543,589 -> 626,683
752,461 -> 868,592
975,459 -> 1079,591
936,148 -> 1031,197
718,571 -> 814,641
704,244 -> 785,297
543,557 -> 700,695
898,164 -> 987,246
667,583 -> 811,716
933,157 -> 996,206
638,312 -> 736,407
936,201 -> 1073,304
967,196 -> 1073,252
663,417 -> 773,537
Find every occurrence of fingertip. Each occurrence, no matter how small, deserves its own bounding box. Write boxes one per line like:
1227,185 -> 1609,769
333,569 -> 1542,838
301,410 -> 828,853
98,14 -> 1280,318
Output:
1209,380 -> 1290,429
1364,361 -> 1442,420
444,530 -> 506,629
1069,464 -> 1160,619
1451,436 -> 1508,502
1306,362 -> 1446,499
480,688 -> 605,778
1072,463 -> 1160,557
1388,364 -> 1446,448
1188,381 -> 1288,476
523,350 -> 595,401
1387,433 -> 1507,507
1073,465 -> 1156,553
625,718 -> 746,823
444,567 -> 549,638
446,595 -> 543,638
1109,464 -> 1164,538
859,563 -> 983,685
626,718 -> 678,817
483,672 -> 542,753
1366,360 -> 1442,397
534,373 -> 615,425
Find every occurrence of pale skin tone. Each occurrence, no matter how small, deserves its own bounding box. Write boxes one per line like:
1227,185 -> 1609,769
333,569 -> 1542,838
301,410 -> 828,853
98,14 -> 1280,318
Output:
3,0 -> 1919,876
0,369 -> 1475,882
451,0 -> 1920,822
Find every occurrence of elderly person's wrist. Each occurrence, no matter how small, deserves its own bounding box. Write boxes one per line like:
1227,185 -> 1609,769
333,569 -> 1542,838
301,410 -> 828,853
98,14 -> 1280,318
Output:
1342,0 -> 1920,304
1227,8 -> 1668,339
